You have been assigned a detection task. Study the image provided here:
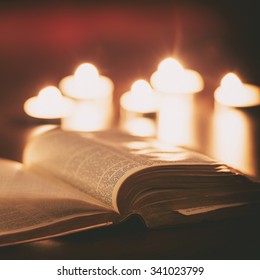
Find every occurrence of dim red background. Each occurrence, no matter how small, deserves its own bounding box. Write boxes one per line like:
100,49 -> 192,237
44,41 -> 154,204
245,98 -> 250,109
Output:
0,0 -> 259,118
0,0 -> 259,158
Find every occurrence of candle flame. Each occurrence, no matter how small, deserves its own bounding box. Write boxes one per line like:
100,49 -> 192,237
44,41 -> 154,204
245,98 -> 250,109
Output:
38,86 -> 62,102
150,57 -> 204,94
74,63 -> 99,82
221,73 -> 243,91
131,79 -> 152,95
158,57 -> 184,76
24,85 -> 73,119
120,79 -> 158,113
72,63 -> 101,97
215,72 -> 260,107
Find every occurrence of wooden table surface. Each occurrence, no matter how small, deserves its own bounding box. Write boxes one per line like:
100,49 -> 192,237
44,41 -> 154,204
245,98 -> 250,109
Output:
0,1 -> 259,259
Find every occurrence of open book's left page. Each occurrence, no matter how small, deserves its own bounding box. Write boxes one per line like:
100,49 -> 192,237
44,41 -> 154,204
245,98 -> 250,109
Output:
0,159 -> 115,247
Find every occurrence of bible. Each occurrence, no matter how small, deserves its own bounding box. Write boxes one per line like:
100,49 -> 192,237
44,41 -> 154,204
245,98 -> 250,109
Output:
0,127 -> 259,247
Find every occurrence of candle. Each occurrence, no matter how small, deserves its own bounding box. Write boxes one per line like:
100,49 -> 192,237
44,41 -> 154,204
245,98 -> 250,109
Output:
120,79 -> 159,137
214,73 -> 260,107
150,57 -> 204,94
59,63 -> 114,131
151,57 -> 204,146
120,79 -> 158,113
211,104 -> 256,177
60,63 -> 113,99
24,86 -> 73,119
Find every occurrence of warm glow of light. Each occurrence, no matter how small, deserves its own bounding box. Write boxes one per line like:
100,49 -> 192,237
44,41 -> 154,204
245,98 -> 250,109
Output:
61,99 -> 113,132
158,57 -> 185,77
120,79 -> 157,136
214,72 -> 260,107
59,63 -> 114,100
38,86 -> 63,102
211,105 -> 256,177
220,72 -> 243,90
123,118 -> 156,137
157,94 -> 195,146
131,79 -> 152,95
24,86 -> 73,119
150,57 -> 204,94
123,140 -> 188,161
29,125 -> 57,139
120,79 -> 158,113
74,63 -> 99,84
72,63 -> 100,99
58,63 -> 114,131
153,58 -> 199,146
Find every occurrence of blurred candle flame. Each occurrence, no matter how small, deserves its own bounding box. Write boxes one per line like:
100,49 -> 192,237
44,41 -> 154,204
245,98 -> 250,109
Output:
74,63 -> 99,82
120,79 -> 158,137
38,86 -> 63,103
150,57 -> 204,94
220,72 -> 243,91
120,79 -> 158,113
131,79 -> 152,95
214,72 -> 260,107
24,86 -> 73,119
157,57 -> 185,79
73,63 -> 100,97
59,62 -> 114,100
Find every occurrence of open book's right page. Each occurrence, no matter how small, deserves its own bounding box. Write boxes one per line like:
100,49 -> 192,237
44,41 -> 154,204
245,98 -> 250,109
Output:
91,130 -> 260,226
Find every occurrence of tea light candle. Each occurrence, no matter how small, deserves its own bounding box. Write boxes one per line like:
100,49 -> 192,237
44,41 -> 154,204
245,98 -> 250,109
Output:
59,63 -> 114,131
150,57 -> 204,94
24,86 -> 73,119
214,73 -> 260,107
120,79 -> 158,113
211,104 -> 255,177
151,57 -> 204,146
59,63 -> 113,99
120,79 -> 159,137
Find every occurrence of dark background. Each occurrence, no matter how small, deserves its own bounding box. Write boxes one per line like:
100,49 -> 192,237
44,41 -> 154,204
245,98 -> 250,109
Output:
0,0 -> 259,158
0,0 -> 259,119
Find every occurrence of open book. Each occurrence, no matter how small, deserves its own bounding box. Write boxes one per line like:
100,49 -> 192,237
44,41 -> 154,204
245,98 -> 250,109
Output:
0,127 -> 259,247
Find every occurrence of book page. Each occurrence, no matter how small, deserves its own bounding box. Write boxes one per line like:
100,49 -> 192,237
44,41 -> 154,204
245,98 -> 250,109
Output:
23,128 -> 220,211
0,158 -> 112,238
